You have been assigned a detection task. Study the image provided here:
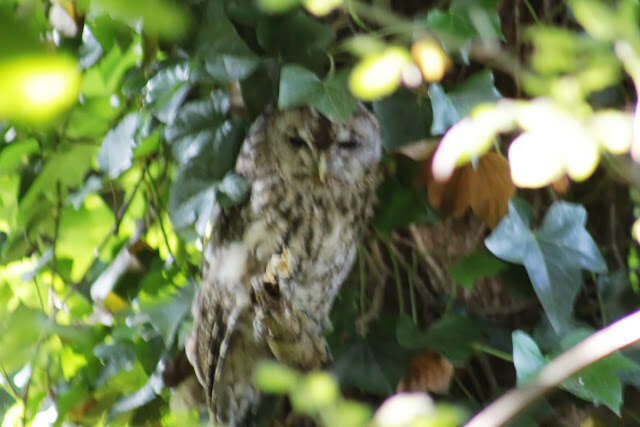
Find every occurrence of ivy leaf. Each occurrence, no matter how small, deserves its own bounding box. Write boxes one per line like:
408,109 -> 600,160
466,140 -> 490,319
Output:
512,329 -> 637,415
430,70 -> 501,135
396,313 -> 484,365
449,249 -> 508,289
167,95 -> 246,233
143,61 -> 192,124
512,330 -> 546,384
486,201 -> 607,332
256,11 -> 335,71
198,1 -> 259,83
165,90 -> 234,164
425,9 -> 477,63
97,113 -> 140,179
374,177 -> 439,234
333,336 -> 408,396
373,89 -> 433,150
278,65 -> 323,108
278,65 -> 357,122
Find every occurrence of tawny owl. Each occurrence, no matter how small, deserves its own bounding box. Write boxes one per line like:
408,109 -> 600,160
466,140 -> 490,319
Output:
186,105 -> 382,425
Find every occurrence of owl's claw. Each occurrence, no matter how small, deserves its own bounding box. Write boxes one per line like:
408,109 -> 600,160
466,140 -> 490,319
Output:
252,279 -> 329,369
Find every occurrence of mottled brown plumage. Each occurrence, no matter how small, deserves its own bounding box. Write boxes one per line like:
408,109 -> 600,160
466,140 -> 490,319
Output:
186,106 -> 381,425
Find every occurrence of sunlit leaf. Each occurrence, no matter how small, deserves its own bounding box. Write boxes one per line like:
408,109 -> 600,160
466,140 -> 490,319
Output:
486,201 -> 607,331
290,372 -> 339,413
0,304 -> 47,372
92,0 -> 190,40
303,0 -> 343,16
57,196 -> 116,281
349,47 -> 412,101
254,361 -> 299,394
411,39 -> 450,82
0,55 -> 80,123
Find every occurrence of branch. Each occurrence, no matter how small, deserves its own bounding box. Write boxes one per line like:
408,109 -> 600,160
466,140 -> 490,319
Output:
465,309 -> 640,427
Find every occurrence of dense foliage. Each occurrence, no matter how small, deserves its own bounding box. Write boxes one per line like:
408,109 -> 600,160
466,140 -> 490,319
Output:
2,0 -> 640,425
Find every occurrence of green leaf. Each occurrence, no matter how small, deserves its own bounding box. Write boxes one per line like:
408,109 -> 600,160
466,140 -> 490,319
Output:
449,249 -> 508,289
94,342 -> 137,387
17,144 -> 97,229
57,196 -> 116,281
0,304 -> 47,372
290,372 -> 339,413
0,138 -> 39,173
278,65 -> 357,122
168,94 -> 246,233
396,313 -> 485,365
64,95 -> 122,140
254,360 -> 300,394
143,61 -> 192,124
512,330 -> 546,384
164,91 -> 234,164
256,11 -> 335,71
373,89 -> 433,150
430,70 -> 501,135
139,280 -> 195,346
97,113 -> 140,179
513,329 -> 638,415
198,1 -> 259,83
278,64 -> 324,108
425,9 -> 477,63
374,176 -> 439,234
0,387 -> 16,421
92,0 -> 190,40
333,336 -> 408,396
486,201 -> 607,332
80,39 -> 143,97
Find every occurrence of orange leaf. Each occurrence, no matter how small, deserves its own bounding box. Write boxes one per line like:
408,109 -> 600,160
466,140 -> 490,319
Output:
420,152 -> 515,228
397,350 -> 454,394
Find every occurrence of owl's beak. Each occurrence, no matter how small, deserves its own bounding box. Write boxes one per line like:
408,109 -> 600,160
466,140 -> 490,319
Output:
318,152 -> 327,183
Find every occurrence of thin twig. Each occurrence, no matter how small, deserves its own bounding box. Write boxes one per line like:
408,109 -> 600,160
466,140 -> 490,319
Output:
466,309 -> 640,427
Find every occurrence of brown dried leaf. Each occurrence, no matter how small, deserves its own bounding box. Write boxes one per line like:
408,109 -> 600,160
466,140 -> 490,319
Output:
397,350 -> 454,394
421,152 -> 515,228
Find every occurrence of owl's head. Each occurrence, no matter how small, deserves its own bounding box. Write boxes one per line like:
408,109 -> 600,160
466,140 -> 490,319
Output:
238,106 -> 382,186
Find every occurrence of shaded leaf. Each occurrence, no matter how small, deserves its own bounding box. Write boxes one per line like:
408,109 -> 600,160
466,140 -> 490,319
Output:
198,0 -> 259,83
449,249 -> 508,289
164,91 -> 233,164
333,336 -> 409,396
430,70 -> 501,135
396,314 -> 484,365
139,280 -> 195,346
373,89 -> 433,150
279,65 -> 357,122
168,97 -> 246,233
97,113 -> 140,179
94,342 -> 137,387
486,201 -> 607,331
512,330 -> 546,384
256,11 -> 334,71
